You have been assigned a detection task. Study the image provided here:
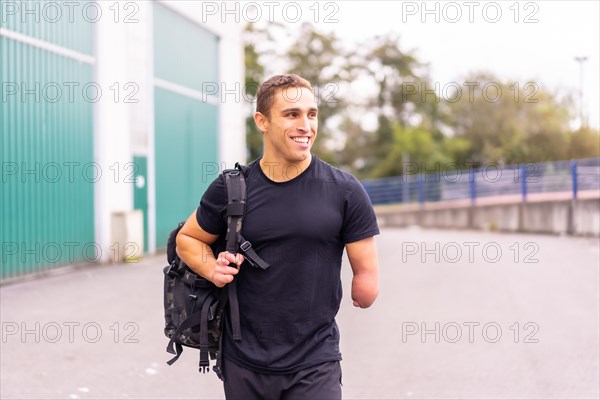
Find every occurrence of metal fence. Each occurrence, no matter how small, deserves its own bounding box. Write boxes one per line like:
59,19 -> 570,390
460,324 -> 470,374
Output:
361,158 -> 600,206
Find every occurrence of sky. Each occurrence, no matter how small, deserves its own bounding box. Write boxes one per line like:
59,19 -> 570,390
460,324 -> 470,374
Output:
258,0 -> 599,129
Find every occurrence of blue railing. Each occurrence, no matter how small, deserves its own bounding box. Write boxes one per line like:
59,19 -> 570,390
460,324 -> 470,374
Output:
362,158 -> 600,206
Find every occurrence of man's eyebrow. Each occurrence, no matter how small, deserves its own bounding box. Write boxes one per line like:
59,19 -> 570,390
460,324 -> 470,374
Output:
280,107 -> 319,113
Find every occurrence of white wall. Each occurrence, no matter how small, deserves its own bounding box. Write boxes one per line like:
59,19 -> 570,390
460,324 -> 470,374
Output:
94,1 -> 246,258
93,2 -> 134,262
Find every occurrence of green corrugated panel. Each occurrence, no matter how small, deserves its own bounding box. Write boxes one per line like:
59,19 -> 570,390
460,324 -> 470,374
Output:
1,35 -> 9,276
153,3 -> 220,249
154,88 -> 219,247
154,2 -> 219,92
1,23 -> 94,280
1,0 -> 93,55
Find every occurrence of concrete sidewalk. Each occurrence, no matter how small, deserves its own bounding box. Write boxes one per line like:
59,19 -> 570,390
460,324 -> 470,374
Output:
1,252 -> 226,399
1,227 -> 599,399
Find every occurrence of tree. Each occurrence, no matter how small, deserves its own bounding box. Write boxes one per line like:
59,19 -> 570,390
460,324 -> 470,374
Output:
353,34 -> 444,176
243,22 -> 290,160
447,73 -> 575,165
243,22 -> 352,163
245,26 -> 596,180
569,126 -> 600,159
243,23 -> 265,161
285,22 -> 352,163
369,123 -> 468,178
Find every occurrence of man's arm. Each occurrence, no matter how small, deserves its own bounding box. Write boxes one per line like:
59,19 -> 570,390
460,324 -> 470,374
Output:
176,211 -> 243,287
346,236 -> 379,308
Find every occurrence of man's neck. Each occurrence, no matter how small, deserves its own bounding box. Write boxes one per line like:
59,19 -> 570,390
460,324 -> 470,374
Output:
259,155 -> 312,182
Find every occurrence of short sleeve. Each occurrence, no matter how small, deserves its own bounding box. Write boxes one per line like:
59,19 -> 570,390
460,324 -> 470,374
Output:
196,174 -> 227,235
341,174 -> 380,244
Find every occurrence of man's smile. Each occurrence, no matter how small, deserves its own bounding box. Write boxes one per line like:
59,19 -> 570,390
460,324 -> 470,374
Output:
291,136 -> 310,144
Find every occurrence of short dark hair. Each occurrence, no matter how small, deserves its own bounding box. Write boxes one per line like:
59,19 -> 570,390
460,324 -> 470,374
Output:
256,74 -> 313,118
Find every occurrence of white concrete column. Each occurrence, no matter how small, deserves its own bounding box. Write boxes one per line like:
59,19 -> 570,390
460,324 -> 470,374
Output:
144,2 -> 157,254
217,26 -> 246,167
93,3 -> 134,262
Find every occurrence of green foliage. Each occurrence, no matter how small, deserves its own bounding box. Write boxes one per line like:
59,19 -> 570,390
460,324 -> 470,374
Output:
243,24 -> 599,177
243,23 -> 266,160
370,124 -> 457,178
569,126 -> 600,159
244,24 -> 264,98
447,73 -> 577,165
284,23 -> 349,163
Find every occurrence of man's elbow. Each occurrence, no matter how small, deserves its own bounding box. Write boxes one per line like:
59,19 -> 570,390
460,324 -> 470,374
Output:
175,231 -> 192,260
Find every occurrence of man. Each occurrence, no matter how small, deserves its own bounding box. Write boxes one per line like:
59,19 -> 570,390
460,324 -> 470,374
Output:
176,74 -> 379,399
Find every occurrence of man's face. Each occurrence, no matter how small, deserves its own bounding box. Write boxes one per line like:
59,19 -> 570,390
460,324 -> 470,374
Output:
258,86 -> 318,164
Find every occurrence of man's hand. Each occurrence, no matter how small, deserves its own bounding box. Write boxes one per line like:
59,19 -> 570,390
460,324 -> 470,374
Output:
211,251 -> 245,287
176,212 -> 246,286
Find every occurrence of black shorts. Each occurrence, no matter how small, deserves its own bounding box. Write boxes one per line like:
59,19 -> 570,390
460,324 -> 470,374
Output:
222,357 -> 342,400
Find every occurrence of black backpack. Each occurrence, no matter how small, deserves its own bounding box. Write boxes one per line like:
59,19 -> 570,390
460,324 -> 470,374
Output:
163,163 -> 269,380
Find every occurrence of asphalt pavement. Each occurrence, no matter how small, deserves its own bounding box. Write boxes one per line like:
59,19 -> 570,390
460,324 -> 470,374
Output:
1,227 -> 599,399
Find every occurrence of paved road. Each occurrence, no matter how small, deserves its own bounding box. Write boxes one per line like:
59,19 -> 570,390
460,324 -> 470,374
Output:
1,228 -> 599,399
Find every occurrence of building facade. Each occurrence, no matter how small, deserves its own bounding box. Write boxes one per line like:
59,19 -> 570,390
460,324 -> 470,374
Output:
1,1 -> 245,280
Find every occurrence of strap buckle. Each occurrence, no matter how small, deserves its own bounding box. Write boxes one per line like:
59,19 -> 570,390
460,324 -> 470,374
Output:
239,241 -> 258,269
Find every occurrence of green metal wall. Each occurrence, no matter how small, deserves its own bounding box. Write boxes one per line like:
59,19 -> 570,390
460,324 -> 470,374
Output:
154,2 -> 219,92
1,1 -> 95,280
154,3 -> 219,248
1,0 -> 93,55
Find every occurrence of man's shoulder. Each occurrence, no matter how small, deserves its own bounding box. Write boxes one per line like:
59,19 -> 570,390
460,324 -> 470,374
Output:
239,158 -> 260,174
313,156 -> 359,185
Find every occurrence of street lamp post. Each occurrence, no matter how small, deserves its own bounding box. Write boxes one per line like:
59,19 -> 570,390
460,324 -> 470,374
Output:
574,56 -> 588,127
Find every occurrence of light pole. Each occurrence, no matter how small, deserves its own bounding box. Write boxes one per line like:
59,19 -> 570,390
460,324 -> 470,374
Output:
574,56 -> 588,127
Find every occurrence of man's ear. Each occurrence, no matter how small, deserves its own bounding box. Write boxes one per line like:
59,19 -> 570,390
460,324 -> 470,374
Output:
254,112 -> 269,134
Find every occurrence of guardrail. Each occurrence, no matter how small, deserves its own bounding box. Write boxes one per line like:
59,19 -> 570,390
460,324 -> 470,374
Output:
362,158 -> 600,206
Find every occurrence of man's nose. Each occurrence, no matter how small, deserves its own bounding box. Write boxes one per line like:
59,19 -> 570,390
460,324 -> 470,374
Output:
297,115 -> 310,132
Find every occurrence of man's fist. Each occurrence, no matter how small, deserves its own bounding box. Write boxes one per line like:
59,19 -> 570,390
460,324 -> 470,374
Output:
211,251 -> 245,287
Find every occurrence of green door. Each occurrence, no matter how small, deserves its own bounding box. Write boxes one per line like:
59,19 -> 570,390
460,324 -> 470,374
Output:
133,156 -> 148,252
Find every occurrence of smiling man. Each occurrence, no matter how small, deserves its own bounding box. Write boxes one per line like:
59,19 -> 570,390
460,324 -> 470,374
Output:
176,74 -> 380,399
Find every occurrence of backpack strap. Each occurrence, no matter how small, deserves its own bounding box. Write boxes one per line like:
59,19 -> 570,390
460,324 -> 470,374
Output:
224,167 -> 245,255
223,167 -> 245,342
238,234 -> 269,270
164,301 -> 213,373
224,164 -> 270,270
165,309 -> 205,363
222,163 -> 271,342
198,299 -> 213,373
212,287 -> 229,380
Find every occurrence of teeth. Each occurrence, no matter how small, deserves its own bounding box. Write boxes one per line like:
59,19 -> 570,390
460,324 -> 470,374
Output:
292,137 -> 309,143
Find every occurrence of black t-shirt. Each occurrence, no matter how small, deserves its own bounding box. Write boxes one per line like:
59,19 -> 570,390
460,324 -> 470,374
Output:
196,155 -> 380,374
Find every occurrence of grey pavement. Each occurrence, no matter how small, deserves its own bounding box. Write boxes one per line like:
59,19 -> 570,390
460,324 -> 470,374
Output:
1,227 -> 599,399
